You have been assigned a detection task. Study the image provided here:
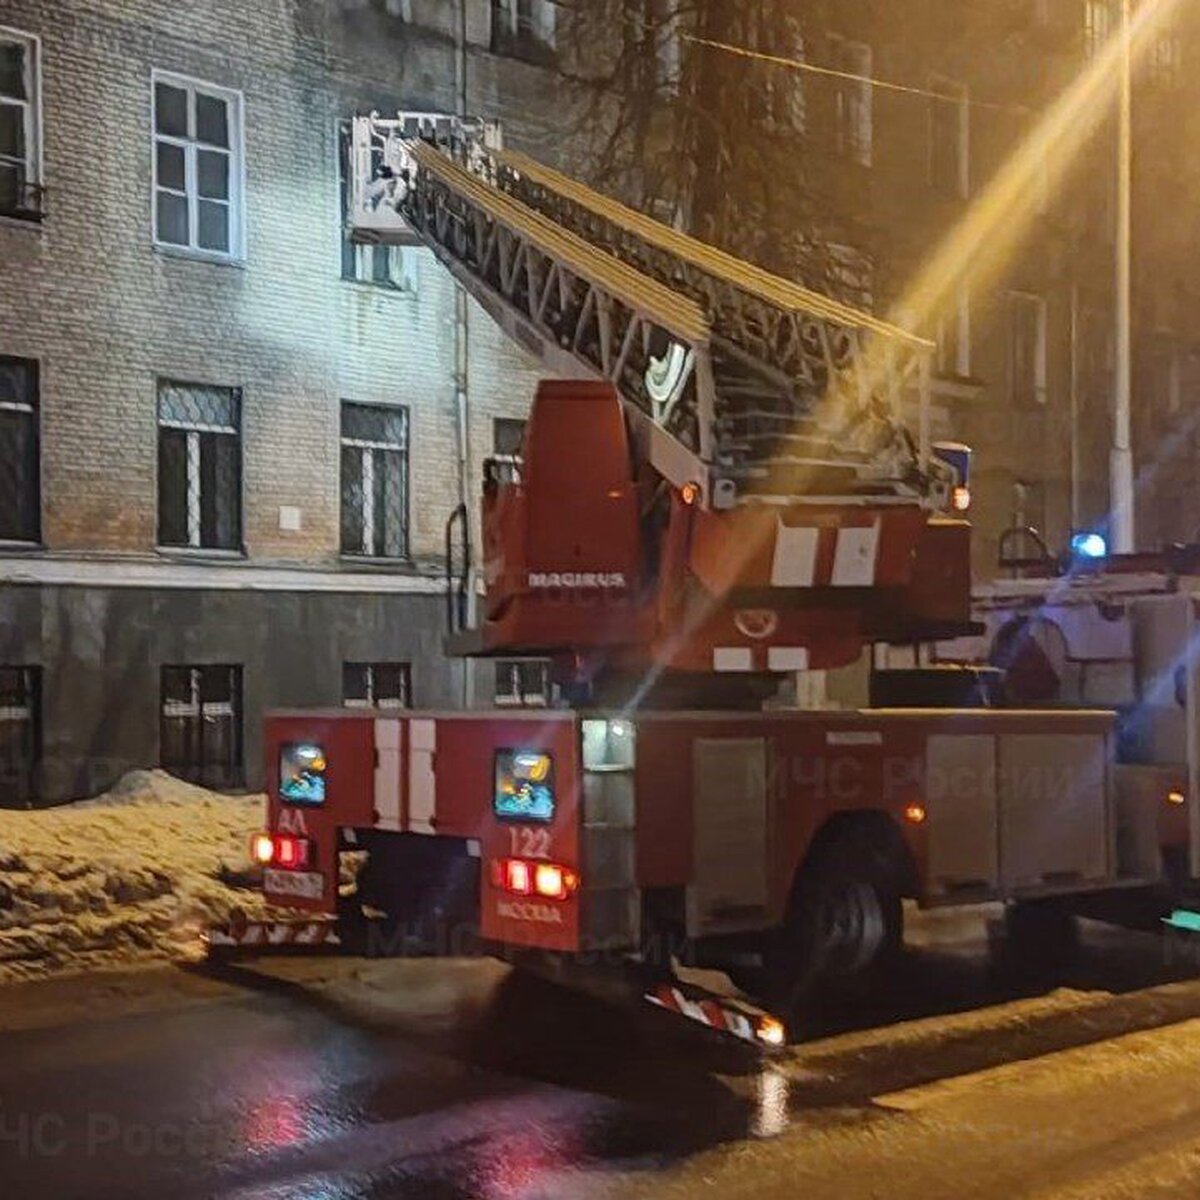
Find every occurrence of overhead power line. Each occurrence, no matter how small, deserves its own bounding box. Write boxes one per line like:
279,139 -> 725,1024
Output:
681,33 -> 1031,115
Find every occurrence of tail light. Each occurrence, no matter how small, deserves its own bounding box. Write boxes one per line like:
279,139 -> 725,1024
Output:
491,858 -> 579,901
250,832 -> 312,870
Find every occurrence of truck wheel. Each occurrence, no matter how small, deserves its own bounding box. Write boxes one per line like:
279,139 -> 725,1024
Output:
769,838 -> 903,1010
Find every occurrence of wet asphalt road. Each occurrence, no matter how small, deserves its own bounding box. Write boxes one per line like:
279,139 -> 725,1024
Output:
3,912 -> 1200,1200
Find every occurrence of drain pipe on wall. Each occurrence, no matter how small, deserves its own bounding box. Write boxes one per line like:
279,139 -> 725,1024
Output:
454,0 -> 475,709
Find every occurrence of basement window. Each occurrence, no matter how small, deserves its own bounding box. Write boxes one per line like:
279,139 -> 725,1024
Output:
160,664 -> 244,789
0,665 -> 40,808
342,662 -> 412,709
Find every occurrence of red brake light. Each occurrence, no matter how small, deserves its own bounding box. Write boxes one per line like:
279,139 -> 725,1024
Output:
492,858 -> 578,901
506,858 -> 532,895
272,834 -> 310,870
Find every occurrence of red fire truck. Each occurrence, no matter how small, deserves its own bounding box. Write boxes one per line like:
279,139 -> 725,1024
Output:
212,118 -> 1189,1045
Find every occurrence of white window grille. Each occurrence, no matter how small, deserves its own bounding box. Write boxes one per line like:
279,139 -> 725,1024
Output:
0,355 -> 39,543
0,665 -> 40,808
340,402 -> 409,559
494,659 -> 552,708
157,381 -> 242,551
152,71 -> 244,259
343,662 -> 412,709
936,280 -> 972,379
0,27 -> 41,220
160,665 -> 243,789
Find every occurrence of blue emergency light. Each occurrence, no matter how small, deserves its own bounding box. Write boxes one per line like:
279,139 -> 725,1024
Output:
1070,531 -> 1108,560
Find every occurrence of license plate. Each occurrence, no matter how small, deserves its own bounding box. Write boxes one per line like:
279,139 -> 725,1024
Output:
264,869 -> 325,900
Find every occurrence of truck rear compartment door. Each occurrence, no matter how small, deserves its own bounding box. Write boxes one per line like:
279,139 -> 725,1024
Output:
687,737 -> 769,936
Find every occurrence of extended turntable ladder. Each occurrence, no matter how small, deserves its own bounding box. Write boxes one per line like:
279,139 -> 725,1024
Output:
348,113 -> 943,511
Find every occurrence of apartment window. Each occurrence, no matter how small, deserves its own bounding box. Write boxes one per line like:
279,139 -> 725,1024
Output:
341,402 -> 408,559
157,381 -> 242,551
831,37 -> 872,166
495,659 -> 551,708
338,123 -> 417,290
929,78 -> 969,197
152,71 -> 244,258
1084,0 -> 1112,60
0,28 -> 41,220
0,665 -> 40,808
1152,335 -> 1183,414
160,665 -> 243,789
1150,35 -> 1182,88
935,281 -> 972,379
342,662 -> 411,709
1009,292 -> 1048,406
0,355 -> 39,543
491,0 -> 557,62
493,417 -> 525,456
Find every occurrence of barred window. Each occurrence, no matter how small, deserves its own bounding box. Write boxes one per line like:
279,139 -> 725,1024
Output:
0,29 -> 42,221
160,665 -> 243,789
152,71 -> 244,258
157,381 -> 242,551
0,665 -> 40,808
343,661 -> 411,709
494,659 -> 552,708
0,356 -> 39,543
340,402 -> 408,559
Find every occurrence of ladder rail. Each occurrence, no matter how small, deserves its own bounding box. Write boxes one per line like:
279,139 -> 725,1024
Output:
349,113 -> 946,510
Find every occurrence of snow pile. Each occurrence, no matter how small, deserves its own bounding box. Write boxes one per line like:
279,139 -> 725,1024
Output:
0,770 -> 271,982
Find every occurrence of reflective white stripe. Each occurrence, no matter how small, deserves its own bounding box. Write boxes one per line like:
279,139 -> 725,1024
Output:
768,646 -> 809,671
374,718 -> 403,831
714,647 -> 754,672
770,522 -> 819,587
831,522 -> 880,586
408,718 -> 437,834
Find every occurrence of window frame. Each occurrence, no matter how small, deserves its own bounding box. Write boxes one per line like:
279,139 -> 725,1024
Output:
159,663 -> 244,789
0,664 -> 41,808
151,69 -> 246,262
336,120 -> 418,292
342,661 -> 412,709
1008,291 -> 1048,407
928,75 -> 969,198
491,0 -> 558,62
829,35 -> 873,167
494,658 -> 552,708
0,354 -> 41,545
155,379 -> 244,553
1084,0 -> 1112,61
339,400 -> 410,561
0,26 -> 42,221
935,279 -> 972,380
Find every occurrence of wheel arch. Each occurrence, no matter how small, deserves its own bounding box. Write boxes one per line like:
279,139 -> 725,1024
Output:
786,809 -> 920,914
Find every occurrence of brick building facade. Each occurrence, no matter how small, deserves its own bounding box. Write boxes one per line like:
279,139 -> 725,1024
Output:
0,0 -> 591,802
4,0 -> 1200,802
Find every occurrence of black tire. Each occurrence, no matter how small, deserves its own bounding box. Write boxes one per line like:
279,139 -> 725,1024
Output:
767,834 -> 904,1012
